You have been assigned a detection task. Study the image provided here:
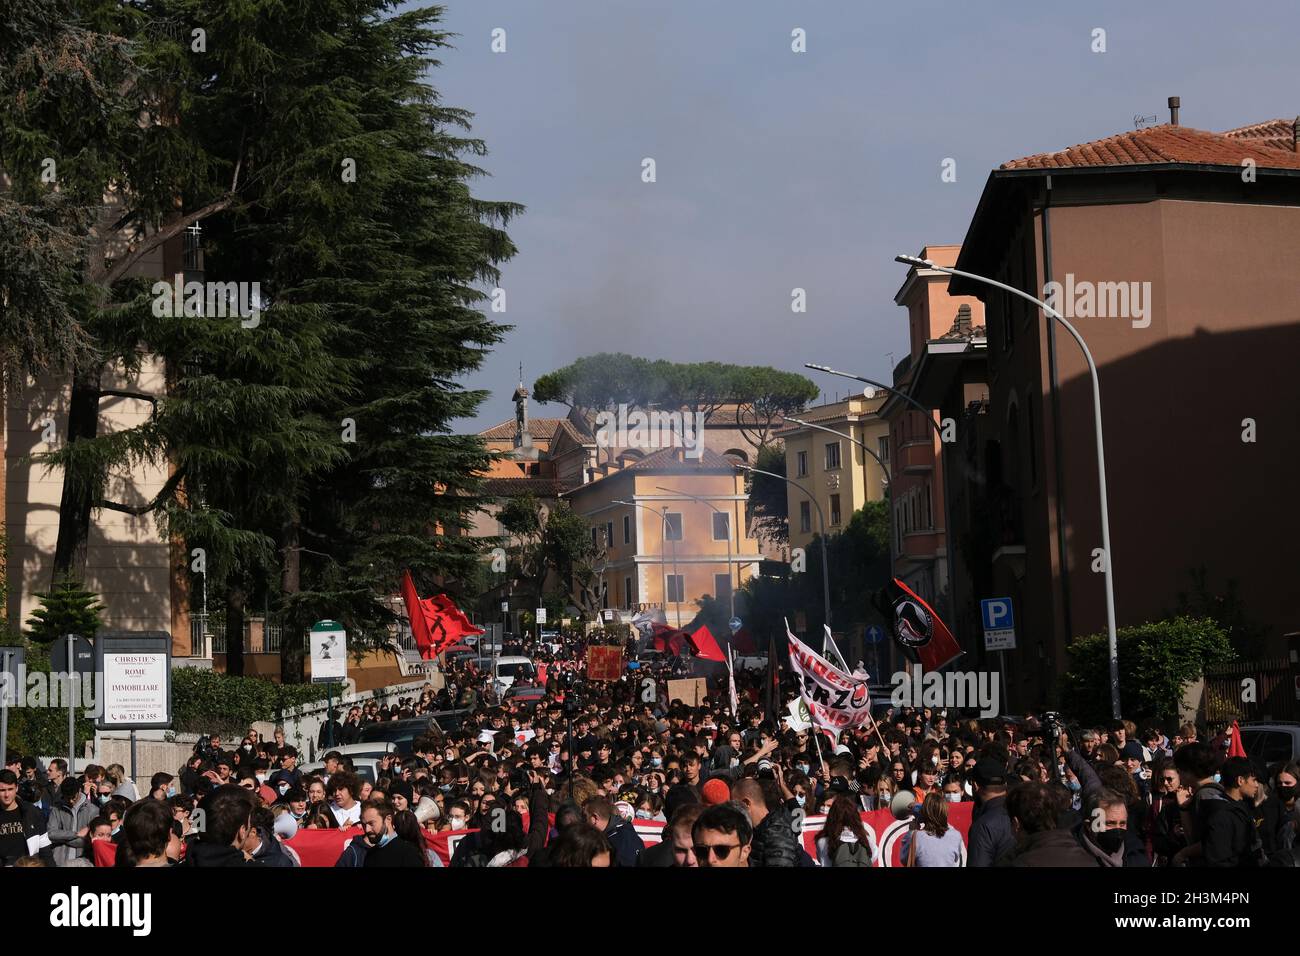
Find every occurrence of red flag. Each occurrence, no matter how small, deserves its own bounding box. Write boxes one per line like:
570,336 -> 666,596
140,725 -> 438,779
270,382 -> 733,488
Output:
401,571 -> 482,659
686,623 -> 726,663
1226,720 -> 1247,758
651,622 -> 688,656
400,570 -> 436,658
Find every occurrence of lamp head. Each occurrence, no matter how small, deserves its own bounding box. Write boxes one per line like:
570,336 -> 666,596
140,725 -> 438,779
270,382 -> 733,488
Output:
894,254 -> 932,269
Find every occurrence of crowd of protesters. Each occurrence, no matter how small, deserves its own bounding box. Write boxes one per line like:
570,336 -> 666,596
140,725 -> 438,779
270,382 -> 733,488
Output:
2,629 -> 1297,869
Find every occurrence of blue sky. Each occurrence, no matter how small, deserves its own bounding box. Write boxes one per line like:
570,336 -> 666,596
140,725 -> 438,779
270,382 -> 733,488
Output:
416,0 -> 1300,430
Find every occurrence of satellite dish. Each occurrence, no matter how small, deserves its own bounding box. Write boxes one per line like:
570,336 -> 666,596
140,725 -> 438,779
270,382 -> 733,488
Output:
890,790 -> 918,820
863,386 -> 878,399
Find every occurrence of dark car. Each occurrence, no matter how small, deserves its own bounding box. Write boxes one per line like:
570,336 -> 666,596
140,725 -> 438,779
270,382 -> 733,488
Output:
505,685 -> 547,711
355,710 -> 471,754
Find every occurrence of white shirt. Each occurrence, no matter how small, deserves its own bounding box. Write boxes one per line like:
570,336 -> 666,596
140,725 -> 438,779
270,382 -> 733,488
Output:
330,801 -> 361,827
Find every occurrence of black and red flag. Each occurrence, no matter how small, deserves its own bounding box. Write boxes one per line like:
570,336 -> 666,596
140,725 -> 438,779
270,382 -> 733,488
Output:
874,577 -> 962,671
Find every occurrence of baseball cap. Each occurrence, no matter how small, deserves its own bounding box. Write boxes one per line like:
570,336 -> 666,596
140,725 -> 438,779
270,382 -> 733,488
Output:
972,759 -> 1008,787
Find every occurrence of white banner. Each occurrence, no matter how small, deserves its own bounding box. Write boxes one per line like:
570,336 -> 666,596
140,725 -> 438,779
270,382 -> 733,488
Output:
784,620 -> 872,739
102,652 -> 169,725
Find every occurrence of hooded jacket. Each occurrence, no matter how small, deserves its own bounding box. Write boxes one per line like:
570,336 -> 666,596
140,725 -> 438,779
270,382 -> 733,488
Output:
47,793 -> 98,866
604,814 -> 645,867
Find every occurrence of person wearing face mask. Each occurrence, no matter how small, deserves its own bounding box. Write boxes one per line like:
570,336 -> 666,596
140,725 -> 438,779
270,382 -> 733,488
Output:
360,800 -> 425,867
1072,790 -> 1133,866
441,799 -> 471,832
282,788 -> 310,825
149,772 -> 177,801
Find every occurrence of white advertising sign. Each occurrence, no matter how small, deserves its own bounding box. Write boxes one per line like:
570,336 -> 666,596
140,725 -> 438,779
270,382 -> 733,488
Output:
102,653 -> 169,725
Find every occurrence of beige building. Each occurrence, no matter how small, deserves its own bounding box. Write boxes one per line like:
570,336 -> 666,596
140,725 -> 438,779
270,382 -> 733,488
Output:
564,447 -> 762,628
3,221 -> 186,646
777,395 -> 890,554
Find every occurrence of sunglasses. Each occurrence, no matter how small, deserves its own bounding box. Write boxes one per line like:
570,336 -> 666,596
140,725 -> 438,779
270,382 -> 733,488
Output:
693,842 -> 741,861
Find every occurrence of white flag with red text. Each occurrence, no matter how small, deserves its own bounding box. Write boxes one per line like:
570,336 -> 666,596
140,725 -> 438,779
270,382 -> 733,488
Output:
784,619 -> 872,740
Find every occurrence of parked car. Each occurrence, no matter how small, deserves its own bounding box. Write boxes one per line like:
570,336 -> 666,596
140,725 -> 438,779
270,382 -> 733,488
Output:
505,684 -> 547,710
492,655 -> 537,689
1238,722 -> 1300,777
353,711 -> 471,754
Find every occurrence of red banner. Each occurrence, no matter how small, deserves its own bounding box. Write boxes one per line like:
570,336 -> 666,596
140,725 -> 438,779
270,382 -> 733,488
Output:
586,645 -> 623,681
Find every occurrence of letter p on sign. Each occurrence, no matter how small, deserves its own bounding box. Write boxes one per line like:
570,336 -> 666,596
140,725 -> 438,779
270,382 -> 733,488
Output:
981,599 -> 1012,631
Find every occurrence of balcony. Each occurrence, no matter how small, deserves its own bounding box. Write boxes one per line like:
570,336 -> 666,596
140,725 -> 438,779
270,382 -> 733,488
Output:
896,439 -> 935,474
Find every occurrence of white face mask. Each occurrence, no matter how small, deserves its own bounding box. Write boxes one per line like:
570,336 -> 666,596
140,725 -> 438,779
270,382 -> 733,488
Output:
944,792 -> 962,803
795,795 -> 806,807
448,817 -> 467,830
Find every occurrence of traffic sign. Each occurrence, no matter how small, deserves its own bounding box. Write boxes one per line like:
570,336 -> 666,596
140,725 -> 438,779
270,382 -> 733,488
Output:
980,598 -> 1016,651
728,617 -> 742,634
51,634 -> 95,676
866,625 -> 885,645
535,607 -> 547,625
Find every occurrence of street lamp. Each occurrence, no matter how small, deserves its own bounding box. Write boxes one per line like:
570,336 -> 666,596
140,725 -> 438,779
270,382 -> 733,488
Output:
894,253 -> 1121,718
655,485 -> 735,623
735,464 -> 832,631
804,361 -> 956,628
612,499 -> 684,627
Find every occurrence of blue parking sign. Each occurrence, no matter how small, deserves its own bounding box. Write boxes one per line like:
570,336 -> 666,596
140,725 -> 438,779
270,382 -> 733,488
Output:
980,598 -> 1016,651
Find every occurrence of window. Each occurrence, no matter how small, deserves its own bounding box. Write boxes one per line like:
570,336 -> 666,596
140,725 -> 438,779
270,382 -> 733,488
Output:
624,576 -> 633,607
712,511 -> 730,541
796,450 -> 808,478
714,573 -> 732,605
623,514 -> 632,544
825,441 -> 841,470
591,527 -> 599,549
923,484 -> 932,529
605,521 -> 614,549
799,501 -> 811,534
665,575 -> 685,603
878,436 -> 890,465
664,512 -> 683,541
829,494 -> 841,526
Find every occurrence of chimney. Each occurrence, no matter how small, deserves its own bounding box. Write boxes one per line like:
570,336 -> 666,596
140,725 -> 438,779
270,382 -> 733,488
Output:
956,304 -> 972,335
1168,96 -> 1180,126
1293,116 -> 1299,152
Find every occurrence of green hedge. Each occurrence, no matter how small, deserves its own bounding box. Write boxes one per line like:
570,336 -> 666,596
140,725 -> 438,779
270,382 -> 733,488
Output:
2,646 -> 96,758
1060,615 -> 1235,725
171,668 -> 329,737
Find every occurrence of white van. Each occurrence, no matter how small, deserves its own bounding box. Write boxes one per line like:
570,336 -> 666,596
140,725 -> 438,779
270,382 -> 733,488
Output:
493,655 -> 537,689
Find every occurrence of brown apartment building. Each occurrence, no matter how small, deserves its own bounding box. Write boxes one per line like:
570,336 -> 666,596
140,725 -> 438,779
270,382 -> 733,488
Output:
918,103 -> 1300,709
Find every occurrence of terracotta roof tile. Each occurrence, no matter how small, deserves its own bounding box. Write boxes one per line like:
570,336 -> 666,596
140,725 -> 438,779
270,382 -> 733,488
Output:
1002,124 -> 1300,171
1224,119 -> 1298,153
481,477 -> 570,497
478,417 -> 592,442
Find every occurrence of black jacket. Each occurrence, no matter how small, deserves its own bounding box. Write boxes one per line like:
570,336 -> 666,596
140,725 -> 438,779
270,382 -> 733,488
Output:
604,816 -> 645,867
1199,788 -> 1262,867
968,794 -> 1015,867
251,833 -> 296,867
364,836 -> 426,867
183,842 -> 259,867
750,806 -> 801,868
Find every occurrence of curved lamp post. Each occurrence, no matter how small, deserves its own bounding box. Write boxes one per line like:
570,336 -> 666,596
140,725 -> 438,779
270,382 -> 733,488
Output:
736,463 -> 832,631
893,253 -> 1120,719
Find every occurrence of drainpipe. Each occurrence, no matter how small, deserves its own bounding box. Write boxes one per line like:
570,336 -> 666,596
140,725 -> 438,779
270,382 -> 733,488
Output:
1040,175 -> 1073,700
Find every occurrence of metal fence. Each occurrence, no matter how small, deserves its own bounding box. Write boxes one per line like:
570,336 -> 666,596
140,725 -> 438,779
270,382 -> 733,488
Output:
191,619 -> 283,655
1202,657 -> 1299,724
